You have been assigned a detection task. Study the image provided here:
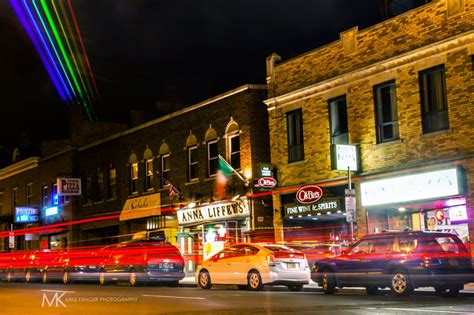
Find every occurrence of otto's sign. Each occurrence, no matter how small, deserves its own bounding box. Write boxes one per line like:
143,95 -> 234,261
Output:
57,178 -> 81,196
178,199 -> 250,225
296,185 -> 323,204
258,177 -> 277,189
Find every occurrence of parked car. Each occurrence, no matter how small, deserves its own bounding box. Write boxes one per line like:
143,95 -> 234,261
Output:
98,240 -> 185,286
41,246 -> 104,284
287,242 -> 343,268
312,231 -> 473,297
196,243 -> 310,291
1,250 -> 36,282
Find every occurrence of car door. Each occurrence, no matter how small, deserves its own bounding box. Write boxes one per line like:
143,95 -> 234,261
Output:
335,238 -> 374,286
205,247 -> 239,284
364,236 -> 395,285
226,245 -> 259,284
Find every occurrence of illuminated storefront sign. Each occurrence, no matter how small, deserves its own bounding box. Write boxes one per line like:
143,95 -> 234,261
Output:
449,205 -> 468,223
284,198 -> 342,218
57,178 -> 82,196
296,185 -> 323,204
15,207 -> 39,223
44,206 -> 59,217
178,198 -> 250,225
360,168 -> 463,207
120,193 -> 161,221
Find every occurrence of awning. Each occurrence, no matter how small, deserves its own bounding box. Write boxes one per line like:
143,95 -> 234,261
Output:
120,192 -> 161,221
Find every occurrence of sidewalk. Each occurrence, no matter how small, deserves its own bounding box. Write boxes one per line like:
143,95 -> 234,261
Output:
180,277 -> 474,292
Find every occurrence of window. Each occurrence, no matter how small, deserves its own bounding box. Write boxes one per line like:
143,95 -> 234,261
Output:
97,170 -> 104,200
229,134 -> 240,169
188,146 -> 198,181
286,109 -> 304,162
108,167 -> 117,199
374,81 -> 399,143
419,65 -> 449,133
52,183 -> 59,205
12,187 -> 18,211
207,140 -> 218,176
26,183 -> 33,205
42,185 -> 49,207
161,153 -> 170,186
145,159 -> 154,191
329,96 -> 349,144
130,162 -> 138,194
0,191 -> 4,214
84,174 -> 93,203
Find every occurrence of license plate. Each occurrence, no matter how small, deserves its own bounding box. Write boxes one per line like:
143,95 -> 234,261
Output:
448,259 -> 459,266
89,265 -> 97,269
161,263 -> 174,269
287,262 -> 298,269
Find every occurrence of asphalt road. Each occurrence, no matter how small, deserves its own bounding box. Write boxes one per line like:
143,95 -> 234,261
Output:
0,282 -> 473,315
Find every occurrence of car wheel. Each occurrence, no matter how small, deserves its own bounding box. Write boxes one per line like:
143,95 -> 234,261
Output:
435,286 -> 460,298
287,284 -> 304,292
366,286 -> 379,295
198,270 -> 212,289
99,271 -> 108,286
247,270 -> 263,291
390,269 -> 413,296
25,270 -> 32,283
62,270 -> 70,285
322,270 -> 336,294
129,271 -> 140,287
42,271 -> 48,284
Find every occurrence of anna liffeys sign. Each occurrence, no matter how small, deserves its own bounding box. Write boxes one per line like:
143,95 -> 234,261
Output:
178,199 -> 250,225
296,185 -> 323,204
57,178 -> 81,196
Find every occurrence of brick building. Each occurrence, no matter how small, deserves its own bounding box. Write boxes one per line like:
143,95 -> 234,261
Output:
265,0 -> 474,254
76,84 -> 273,272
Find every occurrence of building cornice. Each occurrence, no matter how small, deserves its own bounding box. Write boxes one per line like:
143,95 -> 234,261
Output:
0,157 -> 39,180
80,84 -> 267,151
264,31 -> 474,110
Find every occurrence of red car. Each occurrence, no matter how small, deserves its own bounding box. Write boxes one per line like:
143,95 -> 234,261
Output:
99,240 -> 185,286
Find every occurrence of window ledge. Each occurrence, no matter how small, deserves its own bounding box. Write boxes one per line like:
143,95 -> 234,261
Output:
106,197 -> 117,202
83,202 -> 92,207
287,159 -> 307,166
185,180 -> 200,186
143,189 -> 155,195
204,176 -> 217,182
421,128 -> 452,138
93,200 -> 105,205
128,192 -> 139,198
375,139 -> 403,147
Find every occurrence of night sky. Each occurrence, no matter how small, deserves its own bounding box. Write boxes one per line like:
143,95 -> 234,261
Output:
0,0 -> 426,146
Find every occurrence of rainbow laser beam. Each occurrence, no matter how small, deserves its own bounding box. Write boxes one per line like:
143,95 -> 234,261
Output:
9,0 -> 68,101
9,0 -> 98,120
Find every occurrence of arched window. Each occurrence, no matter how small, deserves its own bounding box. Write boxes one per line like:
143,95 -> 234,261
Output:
205,126 -> 218,177
185,133 -> 199,181
143,147 -> 154,191
129,152 -> 138,194
159,142 -> 170,186
12,148 -> 20,163
225,120 -> 240,170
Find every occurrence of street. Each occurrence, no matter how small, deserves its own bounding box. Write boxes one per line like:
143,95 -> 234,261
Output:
0,282 -> 473,314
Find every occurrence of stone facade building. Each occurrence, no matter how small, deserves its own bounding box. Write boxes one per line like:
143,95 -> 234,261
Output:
265,0 -> 474,254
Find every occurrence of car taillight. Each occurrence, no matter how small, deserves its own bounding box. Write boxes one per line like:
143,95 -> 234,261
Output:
266,254 -> 275,266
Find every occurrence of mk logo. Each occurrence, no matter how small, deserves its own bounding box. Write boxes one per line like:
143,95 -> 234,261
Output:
41,291 -> 68,307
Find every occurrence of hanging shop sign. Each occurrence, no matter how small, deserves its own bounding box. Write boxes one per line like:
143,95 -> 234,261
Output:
258,177 -> 277,189
296,185 -> 323,204
57,178 -> 82,196
120,192 -> 161,221
260,164 -> 273,177
177,198 -> 250,225
360,167 -> 465,207
15,206 -> 39,223
284,198 -> 342,218
331,144 -> 358,171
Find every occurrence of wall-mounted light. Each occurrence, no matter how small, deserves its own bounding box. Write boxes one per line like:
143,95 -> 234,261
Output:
188,202 -> 196,208
398,207 -> 406,212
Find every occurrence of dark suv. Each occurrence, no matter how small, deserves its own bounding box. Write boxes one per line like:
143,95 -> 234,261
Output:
312,231 -> 473,297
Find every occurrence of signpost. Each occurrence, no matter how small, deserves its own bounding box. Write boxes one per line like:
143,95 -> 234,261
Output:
8,224 -> 14,249
345,189 -> 356,241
